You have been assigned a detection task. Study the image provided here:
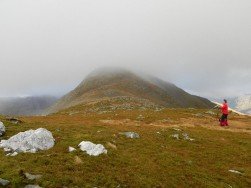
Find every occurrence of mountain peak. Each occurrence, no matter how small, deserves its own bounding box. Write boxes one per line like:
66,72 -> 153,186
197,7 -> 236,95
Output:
46,68 -> 213,114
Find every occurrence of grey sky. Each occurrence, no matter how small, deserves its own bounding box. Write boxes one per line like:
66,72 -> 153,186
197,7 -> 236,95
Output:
0,0 -> 250,98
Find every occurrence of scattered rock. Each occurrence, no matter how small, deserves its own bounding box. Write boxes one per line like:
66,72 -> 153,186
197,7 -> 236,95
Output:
188,160 -> 193,165
205,111 -> 216,115
182,133 -> 195,141
24,173 -> 42,180
74,156 -> 83,164
120,132 -> 140,139
172,128 -> 181,132
137,115 -> 144,120
194,113 -> 204,117
0,128 -> 55,155
0,178 -> 10,186
0,122 -> 6,136
160,119 -> 174,123
228,170 -> 243,174
5,117 -> 23,124
24,185 -> 42,188
188,108 -> 196,110
78,141 -> 107,156
171,134 -> 179,140
106,142 -> 117,150
156,132 -> 161,134
9,152 -> 18,157
3,148 -> 11,152
171,132 -> 194,141
69,112 -> 79,116
68,146 -> 76,153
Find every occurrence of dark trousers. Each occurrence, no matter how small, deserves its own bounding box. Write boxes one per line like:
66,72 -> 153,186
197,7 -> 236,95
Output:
219,114 -> 228,126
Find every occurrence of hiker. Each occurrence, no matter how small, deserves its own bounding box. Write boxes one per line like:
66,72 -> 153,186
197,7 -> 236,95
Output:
219,99 -> 229,126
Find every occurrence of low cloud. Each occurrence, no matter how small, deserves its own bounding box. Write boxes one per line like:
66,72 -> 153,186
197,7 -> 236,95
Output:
0,0 -> 250,98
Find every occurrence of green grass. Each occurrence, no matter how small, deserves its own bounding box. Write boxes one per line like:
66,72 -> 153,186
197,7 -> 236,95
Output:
0,109 -> 250,187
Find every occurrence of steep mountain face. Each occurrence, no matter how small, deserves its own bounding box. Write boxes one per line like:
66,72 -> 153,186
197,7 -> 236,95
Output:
0,96 -> 58,116
47,68 -> 213,114
228,95 -> 251,114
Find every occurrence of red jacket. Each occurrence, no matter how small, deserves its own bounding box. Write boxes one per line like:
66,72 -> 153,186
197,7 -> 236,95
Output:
221,103 -> 229,115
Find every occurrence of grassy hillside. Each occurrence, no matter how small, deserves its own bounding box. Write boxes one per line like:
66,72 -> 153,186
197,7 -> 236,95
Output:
0,107 -> 250,187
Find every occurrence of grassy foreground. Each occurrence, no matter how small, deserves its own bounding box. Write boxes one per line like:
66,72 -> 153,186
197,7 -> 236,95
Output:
0,109 -> 250,187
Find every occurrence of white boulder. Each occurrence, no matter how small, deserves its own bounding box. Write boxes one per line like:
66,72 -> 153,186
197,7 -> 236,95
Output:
78,141 -> 107,156
0,122 -> 5,136
0,128 -> 55,155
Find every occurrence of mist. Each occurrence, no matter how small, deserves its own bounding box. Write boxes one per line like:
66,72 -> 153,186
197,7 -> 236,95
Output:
0,0 -> 250,98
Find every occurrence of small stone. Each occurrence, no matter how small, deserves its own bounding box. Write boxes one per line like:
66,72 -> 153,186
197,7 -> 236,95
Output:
106,142 -> 117,150
3,148 -> 11,152
171,134 -> 179,140
194,113 -> 203,117
24,173 -> 42,180
24,185 -> 42,188
74,156 -> 83,164
121,132 -> 140,139
172,128 -> 181,132
10,152 -> 18,156
68,146 -> 76,152
5,117 -> 23,124
228,170 -> 243,174
205,111 -> 216,115
182,133 -> 195,141
0,178 -> 10,186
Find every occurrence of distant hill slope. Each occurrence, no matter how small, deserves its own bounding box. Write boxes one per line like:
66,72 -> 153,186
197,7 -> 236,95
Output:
47,68 -> 213,114
0,96 -> 58,116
